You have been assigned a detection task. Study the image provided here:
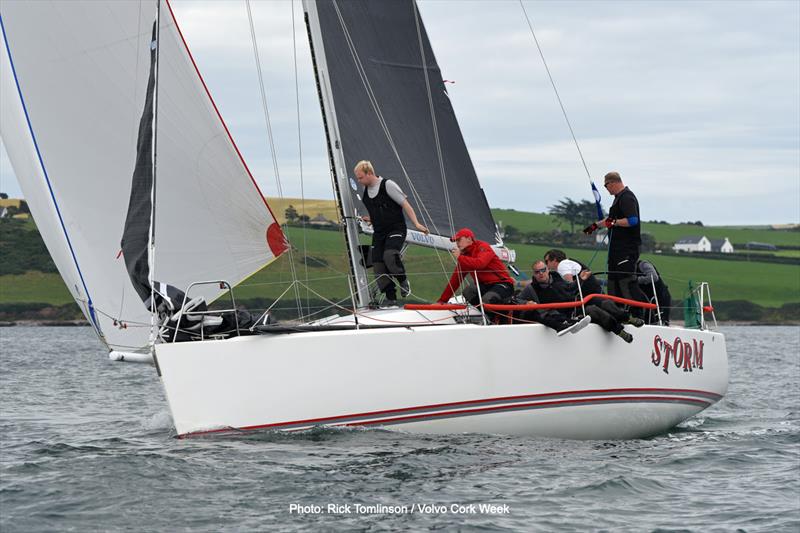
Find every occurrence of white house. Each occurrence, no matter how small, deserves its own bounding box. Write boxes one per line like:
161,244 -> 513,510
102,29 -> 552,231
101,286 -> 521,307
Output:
710,238 -> 734,253
673,235 -> 711,253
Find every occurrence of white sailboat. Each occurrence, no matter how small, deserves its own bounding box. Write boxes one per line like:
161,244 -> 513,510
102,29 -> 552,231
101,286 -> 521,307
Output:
0,0 -> 728,439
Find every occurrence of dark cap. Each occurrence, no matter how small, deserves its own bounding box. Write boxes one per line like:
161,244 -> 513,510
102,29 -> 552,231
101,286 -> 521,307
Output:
450,228 -> 475,242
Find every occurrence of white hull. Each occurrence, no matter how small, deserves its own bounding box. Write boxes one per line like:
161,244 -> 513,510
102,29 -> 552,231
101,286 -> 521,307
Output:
155,311 -> 728,440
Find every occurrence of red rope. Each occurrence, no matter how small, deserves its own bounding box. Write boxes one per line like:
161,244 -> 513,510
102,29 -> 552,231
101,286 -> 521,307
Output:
406,295 -> 714,313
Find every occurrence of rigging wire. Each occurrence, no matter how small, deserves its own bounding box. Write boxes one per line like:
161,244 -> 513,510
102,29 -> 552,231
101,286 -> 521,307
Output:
518,0 -> 606,269
518,0 -> 591,182
245,0 -> 304,319
411,0 -> 454,237
290,0 -> 311,312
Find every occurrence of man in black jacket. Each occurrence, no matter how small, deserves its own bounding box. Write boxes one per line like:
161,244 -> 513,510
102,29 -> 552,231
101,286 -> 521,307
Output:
519,261 -> 639,342
355,160 -> 428,305
584,171 -> 648,314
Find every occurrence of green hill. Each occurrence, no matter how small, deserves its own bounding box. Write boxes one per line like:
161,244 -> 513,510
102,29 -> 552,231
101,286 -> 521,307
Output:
3,224 -> 797,311
491,208 -> 800,248
1,211 -> 798,323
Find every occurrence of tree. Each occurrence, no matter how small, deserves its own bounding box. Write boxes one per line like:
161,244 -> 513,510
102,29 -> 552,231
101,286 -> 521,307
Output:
284,205 -> 298,223
548,197 -> 601,233
503,225 -> 520,241
640,232 -> 656,252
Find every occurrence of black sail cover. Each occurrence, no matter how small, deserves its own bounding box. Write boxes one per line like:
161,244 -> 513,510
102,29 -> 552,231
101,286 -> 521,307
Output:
313,0 -> 498,243
121,21 -> 157,303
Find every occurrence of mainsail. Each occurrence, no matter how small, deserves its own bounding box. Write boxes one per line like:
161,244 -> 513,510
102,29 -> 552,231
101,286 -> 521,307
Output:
306,0 -> 499,244
0,1 -> 286,352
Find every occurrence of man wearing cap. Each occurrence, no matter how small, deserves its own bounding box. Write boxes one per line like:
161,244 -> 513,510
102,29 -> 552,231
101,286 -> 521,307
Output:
354,160 -> 428,305
437,228 -> 515,308
583,171 -> 648,310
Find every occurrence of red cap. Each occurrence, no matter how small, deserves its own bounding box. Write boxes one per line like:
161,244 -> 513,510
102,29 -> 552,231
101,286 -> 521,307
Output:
450,228 -> 475,242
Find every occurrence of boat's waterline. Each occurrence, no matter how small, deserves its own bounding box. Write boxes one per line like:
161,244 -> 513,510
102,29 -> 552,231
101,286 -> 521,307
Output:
155,317 -> 728,440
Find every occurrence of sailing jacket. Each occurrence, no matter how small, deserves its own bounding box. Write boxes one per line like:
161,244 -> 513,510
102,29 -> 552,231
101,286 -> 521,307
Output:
438,239 -> 514,303
608,186 -> 641,256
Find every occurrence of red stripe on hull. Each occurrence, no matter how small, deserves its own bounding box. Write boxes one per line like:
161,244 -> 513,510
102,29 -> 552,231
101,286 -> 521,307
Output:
180,388 -> 718,438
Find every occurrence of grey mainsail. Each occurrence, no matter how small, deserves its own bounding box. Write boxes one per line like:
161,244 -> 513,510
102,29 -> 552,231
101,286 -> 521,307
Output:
308,0 -> 498,244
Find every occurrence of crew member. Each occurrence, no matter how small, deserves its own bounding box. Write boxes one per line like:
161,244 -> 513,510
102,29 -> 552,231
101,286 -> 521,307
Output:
636,259 -> 672,325
355,160 -> 428,305
526,261 -> 641,343
584,171 -> 648,312
437,228 -> 514,309
543,248 -> 602,295
515,261 -> 591,335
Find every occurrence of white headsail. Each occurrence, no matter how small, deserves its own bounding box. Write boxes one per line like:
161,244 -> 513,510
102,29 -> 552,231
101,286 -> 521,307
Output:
0,1 -> 287,352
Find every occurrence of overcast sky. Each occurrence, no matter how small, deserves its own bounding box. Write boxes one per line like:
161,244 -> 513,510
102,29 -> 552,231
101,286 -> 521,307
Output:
1,0 -> 798,225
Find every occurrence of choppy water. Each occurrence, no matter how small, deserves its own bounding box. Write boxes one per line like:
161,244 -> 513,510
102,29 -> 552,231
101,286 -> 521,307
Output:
1,325 -> 798,532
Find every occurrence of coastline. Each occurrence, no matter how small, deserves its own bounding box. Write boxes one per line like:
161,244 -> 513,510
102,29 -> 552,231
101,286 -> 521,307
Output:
1,320 -> 796,328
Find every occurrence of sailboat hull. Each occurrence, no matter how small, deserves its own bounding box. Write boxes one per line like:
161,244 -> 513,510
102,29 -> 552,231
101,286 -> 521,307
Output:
155,319 -> 728,440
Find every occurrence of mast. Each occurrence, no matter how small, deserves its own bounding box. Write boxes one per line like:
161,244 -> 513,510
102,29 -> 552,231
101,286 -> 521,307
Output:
302,0 -> 370,308
149,0 -> 161,344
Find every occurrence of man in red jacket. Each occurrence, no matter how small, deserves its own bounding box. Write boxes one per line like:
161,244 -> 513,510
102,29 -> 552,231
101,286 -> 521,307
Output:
437,228 -> 514,306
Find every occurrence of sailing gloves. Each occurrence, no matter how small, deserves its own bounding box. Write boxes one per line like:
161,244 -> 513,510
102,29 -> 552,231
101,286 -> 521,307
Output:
583,218 -> 616,235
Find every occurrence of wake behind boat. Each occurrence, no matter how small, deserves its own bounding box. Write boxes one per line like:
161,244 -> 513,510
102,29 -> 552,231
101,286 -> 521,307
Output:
0,0 -> 728,439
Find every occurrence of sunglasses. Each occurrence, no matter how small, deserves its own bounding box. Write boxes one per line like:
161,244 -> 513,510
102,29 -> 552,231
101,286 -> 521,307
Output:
533,268 -> 548,274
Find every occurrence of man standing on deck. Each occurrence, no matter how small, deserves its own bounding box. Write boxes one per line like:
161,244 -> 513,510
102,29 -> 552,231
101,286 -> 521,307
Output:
355,160 -> 428,306
436,228 -> 514,308
583,171 -> 648,311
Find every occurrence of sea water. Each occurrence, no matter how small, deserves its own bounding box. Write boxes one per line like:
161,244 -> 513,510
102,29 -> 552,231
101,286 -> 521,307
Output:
1,325 -> 798,532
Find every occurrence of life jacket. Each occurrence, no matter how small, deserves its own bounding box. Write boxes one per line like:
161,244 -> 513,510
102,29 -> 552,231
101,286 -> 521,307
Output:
361,178 -> 405,233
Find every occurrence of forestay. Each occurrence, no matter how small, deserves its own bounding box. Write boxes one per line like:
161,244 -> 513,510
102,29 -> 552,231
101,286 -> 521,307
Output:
0,0 -> 286,352
309,0 -> 499,244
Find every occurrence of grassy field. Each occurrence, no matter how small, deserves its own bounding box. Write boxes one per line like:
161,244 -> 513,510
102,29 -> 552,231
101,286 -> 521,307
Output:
266,197 -> 340,224
639,224 -> 800,248
2,225 -> 798,312
0,271 -> 74,304
490,208 -> 800,248
509,244 -> 799,308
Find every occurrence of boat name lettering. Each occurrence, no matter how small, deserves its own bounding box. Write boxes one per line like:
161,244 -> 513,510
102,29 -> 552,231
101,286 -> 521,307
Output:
651,335 -> 704,374
410,232 -> 435,245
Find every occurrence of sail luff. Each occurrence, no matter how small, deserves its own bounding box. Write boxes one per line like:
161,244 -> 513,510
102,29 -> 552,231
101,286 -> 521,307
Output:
303,0 -> 371,308
0,11 -> 105,342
